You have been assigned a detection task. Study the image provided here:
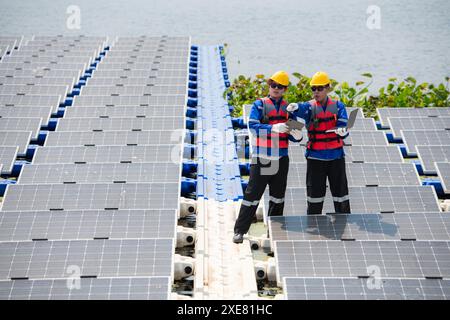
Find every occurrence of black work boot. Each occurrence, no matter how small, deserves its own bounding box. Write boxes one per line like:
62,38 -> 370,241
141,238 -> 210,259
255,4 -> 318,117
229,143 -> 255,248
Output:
233,233 -> 244,244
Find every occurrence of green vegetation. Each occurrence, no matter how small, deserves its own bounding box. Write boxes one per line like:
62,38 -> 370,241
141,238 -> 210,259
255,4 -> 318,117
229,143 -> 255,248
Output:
225,73 -> 450,119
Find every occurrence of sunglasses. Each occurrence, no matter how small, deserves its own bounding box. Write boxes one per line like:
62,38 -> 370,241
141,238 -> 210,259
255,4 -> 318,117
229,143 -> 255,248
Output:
270,83 -> 287,90
311,85 -> 328,92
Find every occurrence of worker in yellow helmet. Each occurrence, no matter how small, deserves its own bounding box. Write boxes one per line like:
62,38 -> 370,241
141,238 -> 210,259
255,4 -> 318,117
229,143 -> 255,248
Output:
233,71 -> 303,243
286,71 -> 351,215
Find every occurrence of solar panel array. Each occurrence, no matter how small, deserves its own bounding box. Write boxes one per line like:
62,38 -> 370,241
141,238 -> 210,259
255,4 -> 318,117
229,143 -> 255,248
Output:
253,105 -> 450,299
0,36 -> 191,300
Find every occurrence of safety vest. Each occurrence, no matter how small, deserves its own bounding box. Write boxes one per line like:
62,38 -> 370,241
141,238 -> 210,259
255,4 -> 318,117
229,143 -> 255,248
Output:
255,97 -> 289,149
307,98 -> 344,151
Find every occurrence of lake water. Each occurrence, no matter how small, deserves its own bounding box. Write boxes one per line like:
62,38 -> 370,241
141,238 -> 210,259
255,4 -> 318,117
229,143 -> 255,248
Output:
1,0 -> 449,88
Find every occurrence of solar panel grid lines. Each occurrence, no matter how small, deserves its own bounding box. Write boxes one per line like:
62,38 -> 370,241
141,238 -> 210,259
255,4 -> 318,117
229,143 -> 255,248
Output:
44,130 -> 187,147
0,105 -> 53,125
400,130 -> 450,156
287,162 -> 420,188
0,117 -> 43,139
268,212 -> 450,241
63,105 -> 185,118
0,146 -> 18,174
0,69 -> 81,80
0,62 -> 88,72
0,95 -> 62,113
0,84 -> 69,98
377,107 -> 450,127
0,238 -> 175,280
273,186 -> 441,215
283,277 -> 450,300
416,145 -> 450,174
32,145 -> 182,165
85,77 -> 187,86
71,95 -> 186,107
55,117 -> 186,132
274,240 -> 450,281
0,276 -> 172,300
17,163 -> 181,185
435,162 -> 450,194
0,209 -> 178,242
90,69 -> 188,78
0,131 -> 32,155
0,182 -> 180,211
388,117 -> 450,139
79,85 -> 186,96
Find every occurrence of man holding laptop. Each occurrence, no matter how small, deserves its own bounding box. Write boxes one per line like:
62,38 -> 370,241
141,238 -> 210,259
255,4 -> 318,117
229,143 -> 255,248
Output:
287,71 -> 352,215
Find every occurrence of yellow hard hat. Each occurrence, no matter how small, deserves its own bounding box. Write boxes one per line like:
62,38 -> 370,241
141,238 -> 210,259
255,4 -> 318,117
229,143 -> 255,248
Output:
310,71 -> 330,86
269,71 -> 289,86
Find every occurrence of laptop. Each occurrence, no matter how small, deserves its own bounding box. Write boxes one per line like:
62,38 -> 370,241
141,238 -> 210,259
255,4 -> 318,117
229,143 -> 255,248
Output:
325,108 -> 359,132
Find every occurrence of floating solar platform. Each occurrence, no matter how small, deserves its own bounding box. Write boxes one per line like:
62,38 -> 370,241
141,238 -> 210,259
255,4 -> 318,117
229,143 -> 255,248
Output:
0,276 -> 171,300
18,163 -> 181,184
32,145 -> 183,165
55,117 -> 186,131
0,131 -> 32,155
435,162 -> 450,193
0,146 -> 18,174
377,107 -> 450,128
269,212 -> 450,241
64,105 -> 185,118
44,130 -> 187,147
0,238 -> 174,280
272,186 -> 440,215
283,277 -> 450,300
287,163 -> 420,188
274,240 -> 450,282
288,146 -> 404,163
0,209 -> 177,242
0,117 -> 42,139
79,85 -> 186,96
91,69 -> 188,79
416,145 -> 450,174
388,117 -> 450,139
1,182 -> 180,211
85,77 -> 187,87
400,130 -> 450,156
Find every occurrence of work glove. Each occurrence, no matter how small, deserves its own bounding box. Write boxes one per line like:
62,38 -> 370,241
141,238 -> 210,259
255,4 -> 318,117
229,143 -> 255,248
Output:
286,103 -> 299,112
336,127 -> 348,136
271,123 -> 289,133
290,129 -> 303,141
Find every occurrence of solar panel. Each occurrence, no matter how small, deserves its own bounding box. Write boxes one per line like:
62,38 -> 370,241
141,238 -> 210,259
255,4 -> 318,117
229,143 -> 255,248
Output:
0,95 -> 62,113
273,186 -> 440,215
340,131 -> 388,146
0,106 -> 53,125
0,76 -> 76,89
0,131 -> 32,155
85,77 -> 187,86
377,107 -> 450,127
103,56 -> 189,64
1,183 -> 179,211
416,145 -> 450,174
44,130 -> 186,147
71,95 -> 185,107
0,84 -> 68,99
95,62 -> 187,71
287,163 -> 420,187
0,117 -> 42,139
283,277 -> 450,300
79,85 -> 186,96
91,69 -> 187,78
56,117 -> 185,131
388,117 -> 450,139
288,146 -> 404,163
344,118 -> 376,131
0,62 -> 87,71
400,130 -> 450,156
0,277 -> 171,300
0,69 -> 81,80
0,209 -> 177,241
346,107 -> 364,118
64,105 -> 185,118
269,212 -> 450,241
0,146 -> 18,174
436,162 -> 450,194
32,145 -> 183,164
0,239 -> 174,280
274,240 -> 450,280
18,163 -> 181,184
